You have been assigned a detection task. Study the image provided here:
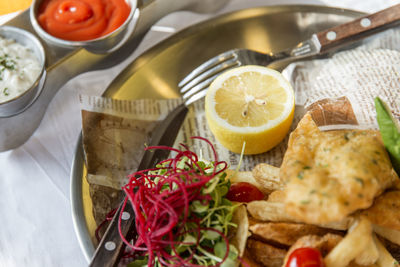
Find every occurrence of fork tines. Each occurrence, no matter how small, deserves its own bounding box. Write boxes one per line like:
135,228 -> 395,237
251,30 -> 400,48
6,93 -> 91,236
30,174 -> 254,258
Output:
179,49 -> 241,105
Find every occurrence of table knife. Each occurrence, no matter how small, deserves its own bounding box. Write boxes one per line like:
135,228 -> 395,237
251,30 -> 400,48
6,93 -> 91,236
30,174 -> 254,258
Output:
89,103 -> 188,267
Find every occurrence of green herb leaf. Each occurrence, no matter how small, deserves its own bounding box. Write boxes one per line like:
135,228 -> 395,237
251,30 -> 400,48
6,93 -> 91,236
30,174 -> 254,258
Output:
214,242 -> 238,261
127,259 -> 148,267
354,177 -> 364,187
297,171 -> 304,179
218,185 -> 229,196
203,226 -> 223,240
192,200 -> 209,213
374,97 -> 400,175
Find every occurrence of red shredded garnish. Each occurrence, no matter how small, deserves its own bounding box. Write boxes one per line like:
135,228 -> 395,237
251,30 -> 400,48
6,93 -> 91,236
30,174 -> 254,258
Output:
117,136 -> 230,266
95,208 -> 117,242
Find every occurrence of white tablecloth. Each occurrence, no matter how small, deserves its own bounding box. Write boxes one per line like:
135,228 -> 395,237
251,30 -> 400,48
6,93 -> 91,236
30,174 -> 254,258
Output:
0,0 -> 398,266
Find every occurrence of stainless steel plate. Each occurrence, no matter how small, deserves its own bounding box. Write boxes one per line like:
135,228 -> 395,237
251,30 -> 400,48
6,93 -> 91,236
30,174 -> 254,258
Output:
70,5 -> 365,262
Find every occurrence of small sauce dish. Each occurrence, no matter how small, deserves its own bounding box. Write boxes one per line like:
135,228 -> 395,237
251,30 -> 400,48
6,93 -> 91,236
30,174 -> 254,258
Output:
30,0 -> 139,54
0,26 -> 46,117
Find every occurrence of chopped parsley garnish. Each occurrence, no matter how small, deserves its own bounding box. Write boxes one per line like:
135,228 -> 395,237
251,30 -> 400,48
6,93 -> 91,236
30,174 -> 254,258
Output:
354,177 -> 364,187
297,171 -> 304,179
0,55 -> 16,71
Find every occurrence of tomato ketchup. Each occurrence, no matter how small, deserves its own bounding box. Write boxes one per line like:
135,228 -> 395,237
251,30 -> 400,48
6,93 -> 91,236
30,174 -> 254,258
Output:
226,182 -> 265,202
37,0 -> 131,41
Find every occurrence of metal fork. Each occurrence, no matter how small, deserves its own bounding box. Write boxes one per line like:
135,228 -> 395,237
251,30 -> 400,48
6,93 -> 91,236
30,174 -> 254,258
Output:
179,3 -> 400,104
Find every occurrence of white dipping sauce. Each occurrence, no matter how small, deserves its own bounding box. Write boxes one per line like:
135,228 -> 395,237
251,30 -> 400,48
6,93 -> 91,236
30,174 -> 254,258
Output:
0,36 -> 41,103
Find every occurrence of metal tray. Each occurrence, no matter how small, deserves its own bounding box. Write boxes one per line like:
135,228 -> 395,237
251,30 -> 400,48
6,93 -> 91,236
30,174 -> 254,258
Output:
70,5 -> 365,262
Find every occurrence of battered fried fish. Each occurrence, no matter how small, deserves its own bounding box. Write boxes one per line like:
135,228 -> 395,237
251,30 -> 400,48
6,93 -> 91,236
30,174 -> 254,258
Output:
281,114 -> 398,224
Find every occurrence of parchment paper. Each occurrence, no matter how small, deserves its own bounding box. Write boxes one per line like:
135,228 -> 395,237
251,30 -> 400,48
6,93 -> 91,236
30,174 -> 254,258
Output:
80,96 -> 182,223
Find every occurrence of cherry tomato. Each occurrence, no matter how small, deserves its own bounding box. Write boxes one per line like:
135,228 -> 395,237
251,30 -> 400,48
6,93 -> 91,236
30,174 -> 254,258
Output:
286,247 -> 325,267
226,182 -> 264,202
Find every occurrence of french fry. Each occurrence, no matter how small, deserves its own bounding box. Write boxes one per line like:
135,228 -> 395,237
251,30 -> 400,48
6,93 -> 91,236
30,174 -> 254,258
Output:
354,231 -> 379,266
252,163 -> 284,192
247,200 -> 351,230
247,201 -> 296,223
373,224 -> 400,246
373,234 -> 400,267
324,218 -> 372,267
267,190 -> 286,202
230,204 -> 249,257
246,239 -> 286,267
241,250 -> 264,267
225,170 -> 270,194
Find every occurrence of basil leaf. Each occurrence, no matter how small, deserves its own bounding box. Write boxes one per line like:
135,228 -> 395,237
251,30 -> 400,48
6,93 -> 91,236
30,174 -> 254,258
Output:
374,97 -> 400,175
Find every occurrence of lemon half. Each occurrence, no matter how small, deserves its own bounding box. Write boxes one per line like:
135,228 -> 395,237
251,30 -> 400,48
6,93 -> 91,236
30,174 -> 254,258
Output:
205,65 -> 295,155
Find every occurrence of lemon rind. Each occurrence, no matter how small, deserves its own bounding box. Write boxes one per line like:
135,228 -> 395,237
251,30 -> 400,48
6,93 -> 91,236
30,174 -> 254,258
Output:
205,65 -> 295,133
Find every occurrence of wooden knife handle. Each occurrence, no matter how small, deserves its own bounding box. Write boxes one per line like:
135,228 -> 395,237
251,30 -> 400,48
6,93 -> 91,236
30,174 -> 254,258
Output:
316,4 -> 400,53
89,201 -> 135,267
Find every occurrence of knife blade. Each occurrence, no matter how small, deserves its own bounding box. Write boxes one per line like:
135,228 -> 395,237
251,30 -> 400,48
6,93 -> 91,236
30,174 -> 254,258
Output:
89,103 -> 188,267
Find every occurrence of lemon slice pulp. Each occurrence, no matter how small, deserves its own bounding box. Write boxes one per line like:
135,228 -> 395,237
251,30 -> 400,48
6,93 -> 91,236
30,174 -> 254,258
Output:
205,65 -> 295,155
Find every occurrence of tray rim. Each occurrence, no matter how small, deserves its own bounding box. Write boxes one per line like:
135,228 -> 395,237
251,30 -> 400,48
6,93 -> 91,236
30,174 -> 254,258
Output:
70,4 -> 366,262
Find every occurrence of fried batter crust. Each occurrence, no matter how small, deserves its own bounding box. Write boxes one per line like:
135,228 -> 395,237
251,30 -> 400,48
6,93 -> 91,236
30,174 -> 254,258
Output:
281,114 -> 398,224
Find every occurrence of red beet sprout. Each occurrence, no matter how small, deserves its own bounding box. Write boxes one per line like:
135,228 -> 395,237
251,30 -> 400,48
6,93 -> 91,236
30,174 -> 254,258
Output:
118,136 -> 230,266
237,256 -> 251,267
95,208 -> 117,241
